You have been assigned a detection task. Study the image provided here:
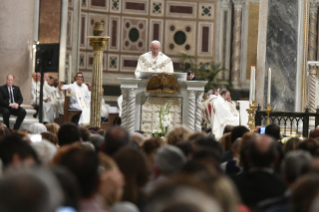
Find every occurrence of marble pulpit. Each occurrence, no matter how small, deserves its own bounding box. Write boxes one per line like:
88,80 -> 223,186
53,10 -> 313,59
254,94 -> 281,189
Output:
119,72 -> 207,134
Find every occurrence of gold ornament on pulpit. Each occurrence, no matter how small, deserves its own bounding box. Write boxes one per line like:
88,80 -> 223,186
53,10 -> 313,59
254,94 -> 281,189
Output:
146,73 -> 180,94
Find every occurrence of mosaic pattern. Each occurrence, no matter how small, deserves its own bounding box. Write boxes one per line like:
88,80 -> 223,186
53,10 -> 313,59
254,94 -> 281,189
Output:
121,17 -> 148,53
123,0 -> 148,15
89,0 -> 108,12
164,20 -> 196,56
79,52 -> 87,69
110,0 -> 121,12
108,54 -> 119,71
198,3 -> 215,19
141,97 -> 182,135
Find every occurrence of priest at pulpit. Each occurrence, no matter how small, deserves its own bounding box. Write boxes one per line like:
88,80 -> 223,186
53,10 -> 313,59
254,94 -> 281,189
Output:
135,40 -> 174,78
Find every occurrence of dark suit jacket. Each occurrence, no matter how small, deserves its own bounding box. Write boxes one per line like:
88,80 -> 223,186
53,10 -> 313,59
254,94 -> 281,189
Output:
191,76 -> 200,81
0,84 -> 23,108
231,171 -> 286,207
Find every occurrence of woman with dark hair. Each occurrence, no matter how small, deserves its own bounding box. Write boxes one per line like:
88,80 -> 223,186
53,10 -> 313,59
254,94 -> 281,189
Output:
113,146 -> 149,208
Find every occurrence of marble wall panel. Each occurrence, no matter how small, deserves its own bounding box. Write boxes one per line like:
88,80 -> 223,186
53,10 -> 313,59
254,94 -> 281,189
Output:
120,55 -> 139,72
108,15 -> 121,51
197,22 -> 214,57
81,0 -> 88,9
121,17 -> 148,53
164,20 -> 196,56
108,54 -> 119,71
264,0 -> 298,111
151,0 -> 164,17
166,1 -> 197,19
198,3 -> 214,20
149,19 -> 164,44
123,0 -> 148,15
80,13 -> 87,49
79,52 -> 87,69
89,0 -> 108,12
110,0 -> 121,13
67,11 -> 73,47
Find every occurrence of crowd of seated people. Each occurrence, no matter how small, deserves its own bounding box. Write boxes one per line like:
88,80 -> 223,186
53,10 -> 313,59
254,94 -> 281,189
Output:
1,121 -> 319,212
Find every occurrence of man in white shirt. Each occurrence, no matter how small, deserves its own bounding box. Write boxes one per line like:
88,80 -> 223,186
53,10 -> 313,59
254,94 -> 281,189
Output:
213,89 -> 239,139
62,72 -> 90,125
134,40 -> 174,78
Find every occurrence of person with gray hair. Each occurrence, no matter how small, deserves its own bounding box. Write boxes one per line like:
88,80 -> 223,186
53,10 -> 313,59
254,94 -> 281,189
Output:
29,123 -> 47,134
282,150 -> 313,187
145,145 -> 187,194
0,167 -> 63,212
134,40 -> 174,78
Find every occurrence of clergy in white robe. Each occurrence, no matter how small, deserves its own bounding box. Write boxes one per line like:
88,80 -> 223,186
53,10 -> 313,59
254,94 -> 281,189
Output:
213,90 -> 239,139
62,72 -> 90,125
134,40 -> 174,78
31,73 -> 58,123
52,82 -> 65,115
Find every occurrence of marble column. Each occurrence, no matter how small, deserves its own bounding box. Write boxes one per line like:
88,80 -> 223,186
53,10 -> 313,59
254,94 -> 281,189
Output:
187,90 -> 196,132
308,0 -> 318,61
118,78 -> 141,132
264,0 -> 299,111
195,92 -> 203,132
120,89 -> 128,129
88,23 -> 110,127
231,0 -> 244,83
308,64 -> 318,112
127,88 -> 137,133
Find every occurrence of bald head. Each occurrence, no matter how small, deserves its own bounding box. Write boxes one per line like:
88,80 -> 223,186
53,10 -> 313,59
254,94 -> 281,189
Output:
150,40 -> 161,57
249,135 -> 277,168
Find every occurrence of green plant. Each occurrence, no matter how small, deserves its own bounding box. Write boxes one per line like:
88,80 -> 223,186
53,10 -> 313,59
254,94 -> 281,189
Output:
152,103 -> 172,138
177,53 -> 233,92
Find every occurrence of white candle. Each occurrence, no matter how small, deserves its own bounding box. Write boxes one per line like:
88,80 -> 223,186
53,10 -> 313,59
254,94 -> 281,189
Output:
267,68 -> 271,104
249,66 -> 254,104
252,67 -> 255,102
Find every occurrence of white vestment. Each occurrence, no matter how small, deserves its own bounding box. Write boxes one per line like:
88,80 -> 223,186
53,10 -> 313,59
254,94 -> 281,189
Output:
135,52 -> 174,78
52,88 -> 65,115
31,79 -> 58,123
213,96 -> 239,139
62,82 -> 90,125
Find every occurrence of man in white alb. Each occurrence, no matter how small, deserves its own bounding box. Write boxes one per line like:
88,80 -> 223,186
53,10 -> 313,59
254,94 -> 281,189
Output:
213,89 -> 239,139
31,72 -> 58,123
134,40 -> 174,78
62,72 -> 90,125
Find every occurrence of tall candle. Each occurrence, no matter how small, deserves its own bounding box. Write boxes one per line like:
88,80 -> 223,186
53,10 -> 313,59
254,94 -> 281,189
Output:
267,68 -> 271,104
249,66 -> 254,104
252,67 -> 255,102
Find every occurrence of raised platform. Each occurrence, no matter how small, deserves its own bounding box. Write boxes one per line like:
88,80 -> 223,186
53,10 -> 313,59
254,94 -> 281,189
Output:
0,108 -> 38,131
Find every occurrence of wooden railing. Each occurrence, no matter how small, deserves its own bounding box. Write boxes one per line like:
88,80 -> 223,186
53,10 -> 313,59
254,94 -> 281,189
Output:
255,108 -> 319,137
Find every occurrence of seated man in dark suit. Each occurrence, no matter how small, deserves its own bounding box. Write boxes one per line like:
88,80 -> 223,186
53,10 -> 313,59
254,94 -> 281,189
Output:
231,134 -> 286,209
0,75 -> 26,130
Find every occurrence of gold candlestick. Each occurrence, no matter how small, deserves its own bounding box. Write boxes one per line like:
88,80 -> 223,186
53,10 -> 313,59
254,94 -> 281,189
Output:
247,101 -> 257,131
265,103 -> 272,125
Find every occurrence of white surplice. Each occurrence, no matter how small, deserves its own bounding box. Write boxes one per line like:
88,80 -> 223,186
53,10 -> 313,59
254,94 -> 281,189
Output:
213,96 -> 239,139
134,52 -> 174,78
31,79 -> 57,123
62,82 -> 90,125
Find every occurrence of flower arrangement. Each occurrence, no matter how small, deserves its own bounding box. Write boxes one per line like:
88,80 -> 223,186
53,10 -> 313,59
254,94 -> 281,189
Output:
280,134 -> 304,144
152,103 -> 172,138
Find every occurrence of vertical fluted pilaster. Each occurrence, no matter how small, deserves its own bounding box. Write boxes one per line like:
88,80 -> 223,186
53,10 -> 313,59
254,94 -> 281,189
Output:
308,0 -> 318,61
121,89 -> 128,129
188,90 -> 196,131
127,88 -> 137,133
90,51 -> 103,127
308,64 -> 318,112
231,0 -> 243,82
195,92 -> 203,132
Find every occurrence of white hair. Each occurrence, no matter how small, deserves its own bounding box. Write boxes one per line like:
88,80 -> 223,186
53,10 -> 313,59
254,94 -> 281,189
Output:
29,123 -> 47,134
150,40 -> 161,47
154,145 -> 187,175
111,201 -> 140,212
31,139 -> 57,164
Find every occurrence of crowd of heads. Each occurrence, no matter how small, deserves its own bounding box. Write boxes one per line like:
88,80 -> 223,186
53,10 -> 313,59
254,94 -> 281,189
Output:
1,122 -> 319,212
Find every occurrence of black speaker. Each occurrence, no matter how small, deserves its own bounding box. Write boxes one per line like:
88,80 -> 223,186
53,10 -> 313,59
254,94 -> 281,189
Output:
35,43 -> 60,73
